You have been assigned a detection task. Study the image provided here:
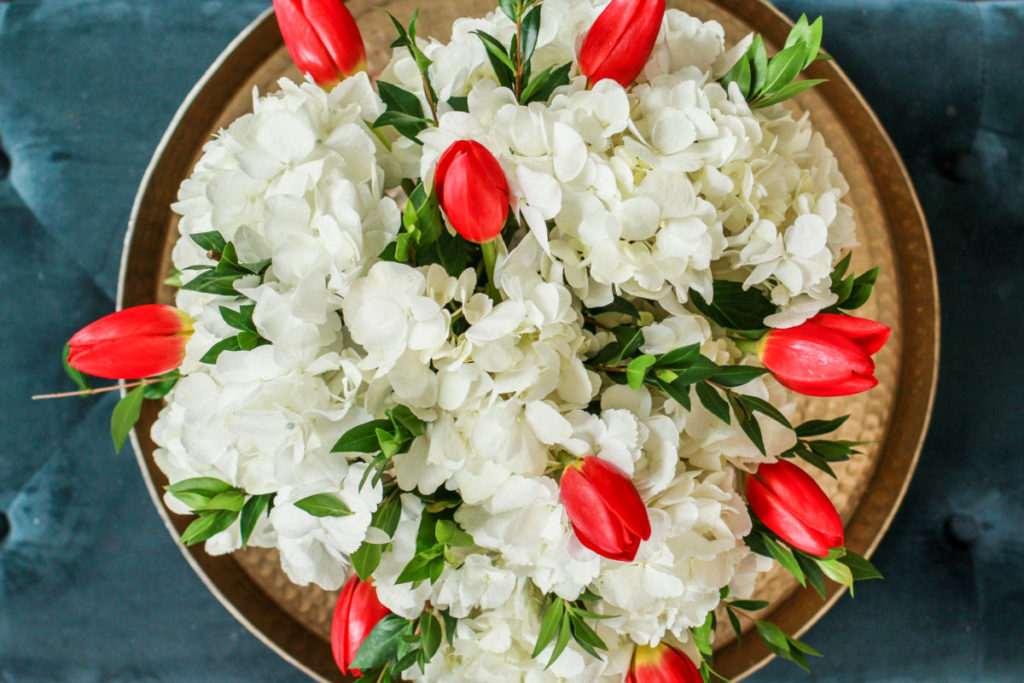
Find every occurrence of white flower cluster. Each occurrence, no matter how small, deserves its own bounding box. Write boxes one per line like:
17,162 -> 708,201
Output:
153,1 -> 853,679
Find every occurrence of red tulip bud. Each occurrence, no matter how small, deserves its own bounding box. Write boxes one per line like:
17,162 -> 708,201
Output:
331,575 -> 392,676
273,0 -> 367,86
560,455 -> 651,562
627,643 -> 703,683
746,459 -> 843,557
67,305 -> 193,380
756,313 -> 890,397
434,140 -> 510,244
578,0 -> 666,88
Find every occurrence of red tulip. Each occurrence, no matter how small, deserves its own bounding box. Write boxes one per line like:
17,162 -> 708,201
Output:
273,0 -> 366,86
578,0 -> 666,87
756,313 -> 890,397
746,459 -> 843,557
331,576 -> 392,676
560,455 -> 651,562
434,140 -> 510,244
67,305 -> 193,380
627,643 -> 703,683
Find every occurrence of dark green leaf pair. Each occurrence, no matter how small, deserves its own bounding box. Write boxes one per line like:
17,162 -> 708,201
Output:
374,81 -> 431,143
350,608 -> 447,677
182,232 -> 271,296
689,280 -> 775,333
395,510 -> 475,587
531,596 -> 612,667
334,406 -> 425,491
719,14 -> 829,108
755,620 -> 822,672
781,415 -> 861,476
826,252 -> 879,311
165,477 -> 276,548
200,304 -> 270,364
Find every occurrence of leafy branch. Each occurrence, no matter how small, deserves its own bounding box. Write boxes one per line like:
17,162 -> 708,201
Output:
719,14 -> 830,108
350,607 -> 455,679
780,414 -> 867,477
532,592 -> 612,667
384,10 -> 439,123
181,231 -> 270,297
332,405 -> 426,490
165,477 -> 277,548
825,251 -> 879,312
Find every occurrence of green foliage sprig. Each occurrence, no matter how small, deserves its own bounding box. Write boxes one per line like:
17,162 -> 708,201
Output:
349,607 -> 456,680
531,591 -> 612,667
825,251 -> 879,312
333,405 -> 426,489
719,14 -> 829,108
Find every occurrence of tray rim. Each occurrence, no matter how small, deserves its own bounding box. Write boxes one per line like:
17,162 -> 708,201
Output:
116,1 -> 940,680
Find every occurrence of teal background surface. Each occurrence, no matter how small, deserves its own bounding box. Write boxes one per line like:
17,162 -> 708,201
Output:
1,1 -> 1022,680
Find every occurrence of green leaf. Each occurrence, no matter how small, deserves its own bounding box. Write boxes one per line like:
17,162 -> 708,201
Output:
696,382 -> 731,424
333,419 -> 391,453
532,598 -> 565,658
377,81 -> 425,118
841,267 -> 879,310
396,552 -> 441,585
656,376 -> 692,411
239,492 -> 275,548
728,600 -> 769,611
673,355 -> 721,385
626,354 -> 657,390
389,404 -> 425,438
200,335 -> 242,364
788,634 -> 822,658
520,4 -> 542,63
720,53 -> 752,99
737,393 -> 793,429
197,488 -> 246,512
190,230 -> 227,254
439,608 -> 458,645
446,96 -> 469,112
373,110 -> 433,131
142,370 -> 180,399
521,62 -> 572,104
180,268 -> 243,296
419,610 -> 443,659
806,439 -> 860,462
546,610 -> 572,668
111,385 -> 146,452
763,44 -> 808,97
796,415 -> 849,437
795,551 -> 827,598
179,509 -> 239,546
838,549 -> 883,581
783,14 -> 812,52
62,344 -> 90,391
710,365 -> 769,388
219,305 -> 256,333
568,612 -> 607,658
166,477 -> 234,499
787,444 -> 838,478
611,326 -> 645,363
832,252 -> 852,283
350,614 -> 410,669
653,343 -> 701,371
475,30 -> 515,88
816,557 -> 854,590
692,611 -> 714,657
727,392 -> 765,454
752,78 -> 827,108
294,493 -> 352,517
690,280 -> 775,331
749,35 -> 768,96
498,0 -> 516,22
762,533 -> 805,585
755,620 -> 790,657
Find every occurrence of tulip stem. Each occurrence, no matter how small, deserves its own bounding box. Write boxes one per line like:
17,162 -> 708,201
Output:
480,239 -> 500,302
32,377 -> 164,400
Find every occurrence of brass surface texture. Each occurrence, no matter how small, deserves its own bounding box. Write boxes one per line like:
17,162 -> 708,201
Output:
118,1 -> 938,680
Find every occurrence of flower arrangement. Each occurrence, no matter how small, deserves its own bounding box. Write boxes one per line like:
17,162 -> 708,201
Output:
53,0 -> 892,680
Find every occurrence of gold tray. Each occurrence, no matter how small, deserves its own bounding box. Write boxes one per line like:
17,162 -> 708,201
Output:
117,1 -> 939,680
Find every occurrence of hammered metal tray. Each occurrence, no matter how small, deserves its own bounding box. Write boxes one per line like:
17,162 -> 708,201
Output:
118,1 -> 939,680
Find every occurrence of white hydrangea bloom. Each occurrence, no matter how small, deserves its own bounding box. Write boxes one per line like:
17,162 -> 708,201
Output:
152,0 -> 861,675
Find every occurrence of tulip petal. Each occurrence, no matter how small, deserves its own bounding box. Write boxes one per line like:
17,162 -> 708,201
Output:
746,460 -> 843,557
579,0 -> 666,87
331,576 -> 391,675
560,456 -> 651,562
435,141 -> 510,243
629,643 -> 703,683
760,322 -> 877,397
67,305 -> 192,379
809,313 -> 891,355
302,0 -> 367,76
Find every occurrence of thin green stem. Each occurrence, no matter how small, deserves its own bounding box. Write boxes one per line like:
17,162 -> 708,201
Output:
480,239 -> 501,302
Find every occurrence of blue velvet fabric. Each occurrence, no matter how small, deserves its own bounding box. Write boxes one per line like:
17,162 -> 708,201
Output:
0,1 -> 1021,680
